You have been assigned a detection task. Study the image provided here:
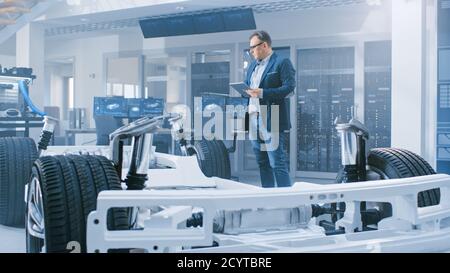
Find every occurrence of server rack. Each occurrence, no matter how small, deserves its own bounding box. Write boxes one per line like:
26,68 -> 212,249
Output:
297,47 -> 355,173
191,61 -> 230,136
364,41 -> 392,150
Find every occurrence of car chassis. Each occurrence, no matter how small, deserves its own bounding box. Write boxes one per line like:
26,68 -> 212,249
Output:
25,113 -> 450,253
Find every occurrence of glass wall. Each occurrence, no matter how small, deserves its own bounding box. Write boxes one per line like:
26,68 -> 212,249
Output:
437,0 -> 450,174
106,56 -> 141,98
144,52 -> 187,110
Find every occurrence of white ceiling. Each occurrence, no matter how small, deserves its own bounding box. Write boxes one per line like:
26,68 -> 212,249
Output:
40,0 -> 366,37
0,1 -> 56,47
0,0 -> 374,54
0,34 -> 15,55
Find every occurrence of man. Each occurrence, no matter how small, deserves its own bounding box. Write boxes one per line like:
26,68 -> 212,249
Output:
244,30 -> 296,188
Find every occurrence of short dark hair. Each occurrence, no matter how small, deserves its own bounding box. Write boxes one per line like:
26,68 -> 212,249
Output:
249,30 -> 272,47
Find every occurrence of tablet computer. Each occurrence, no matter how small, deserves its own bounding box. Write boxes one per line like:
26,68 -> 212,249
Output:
230,82 -> 250,98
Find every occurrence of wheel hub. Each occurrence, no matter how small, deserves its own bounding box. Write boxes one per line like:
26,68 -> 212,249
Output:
27,177 -> 45,240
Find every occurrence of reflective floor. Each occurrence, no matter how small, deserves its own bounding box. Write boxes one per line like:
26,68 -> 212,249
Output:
0,226 -> 25,253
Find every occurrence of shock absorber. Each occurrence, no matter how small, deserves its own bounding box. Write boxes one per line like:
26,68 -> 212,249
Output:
37,116 -> 58,156
109,114 -> 169,189
335,118 -> 386,230
125,133 -> 153,190
336,123 -> 361,183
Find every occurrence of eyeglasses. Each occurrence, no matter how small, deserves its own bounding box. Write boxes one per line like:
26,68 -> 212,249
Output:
248,41 -> 264,51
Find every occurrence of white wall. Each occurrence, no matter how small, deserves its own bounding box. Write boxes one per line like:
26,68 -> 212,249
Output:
16,24 -> 46,110
46,35 -> 119,127
391,0 -> 427,156
119,31 -> 143,52
42,64 -> 73,136
46,63 -> 73,109
16,24 -> 46,142
47,66 -> 64,109
0,55 -> 16,68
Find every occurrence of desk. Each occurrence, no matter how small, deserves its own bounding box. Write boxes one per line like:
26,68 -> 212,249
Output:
65,128 -> 97,146
0,117 -> 44,137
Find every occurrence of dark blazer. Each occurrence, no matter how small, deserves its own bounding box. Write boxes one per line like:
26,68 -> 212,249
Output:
244,52 -> 296,132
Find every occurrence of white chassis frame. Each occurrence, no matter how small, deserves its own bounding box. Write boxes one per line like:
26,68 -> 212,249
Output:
44,146 -> 450,253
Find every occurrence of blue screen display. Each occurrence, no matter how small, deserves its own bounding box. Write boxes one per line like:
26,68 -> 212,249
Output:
139,19 -> 168,38
202,96 -> 226,111
140,9 -> 255,38
93,96 -> 127,117
94,97 -> 165,118
141,98 -> 165,117
193,12 -> 225,34
127,98 -> 142,118
222,9 -> 256,32
166,15 -> 195,36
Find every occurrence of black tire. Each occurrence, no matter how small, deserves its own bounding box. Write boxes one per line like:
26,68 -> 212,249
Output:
26,155 -> 128,253
0,137 -> 37,227
187,139 -> 231,179
368,148 -> 440,207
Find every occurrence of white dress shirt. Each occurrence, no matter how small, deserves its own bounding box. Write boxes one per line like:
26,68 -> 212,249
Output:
248,53 -> 272,114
